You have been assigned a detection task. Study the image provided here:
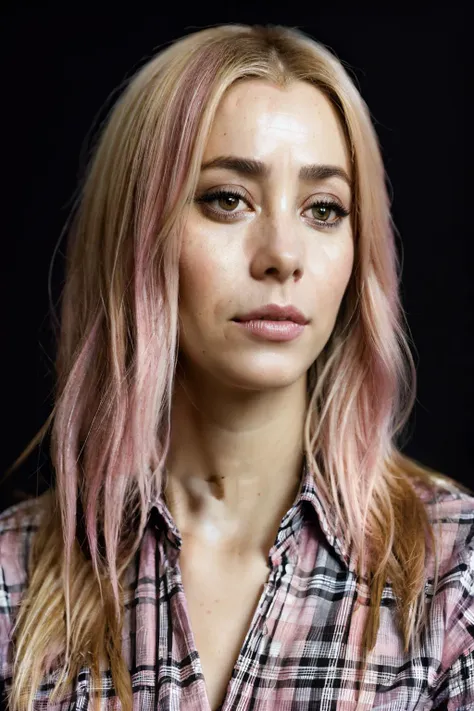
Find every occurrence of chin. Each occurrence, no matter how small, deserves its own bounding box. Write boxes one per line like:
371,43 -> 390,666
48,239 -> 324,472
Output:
222,365 -> 308,391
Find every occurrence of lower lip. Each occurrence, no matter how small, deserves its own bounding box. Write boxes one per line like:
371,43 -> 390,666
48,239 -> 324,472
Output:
232,319 -> 305,341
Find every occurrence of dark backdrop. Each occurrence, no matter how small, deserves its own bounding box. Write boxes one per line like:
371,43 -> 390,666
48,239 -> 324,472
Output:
0,6 -> 471,512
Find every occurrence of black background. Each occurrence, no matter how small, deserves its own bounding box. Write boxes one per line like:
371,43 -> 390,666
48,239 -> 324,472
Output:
0,6 -> 471,512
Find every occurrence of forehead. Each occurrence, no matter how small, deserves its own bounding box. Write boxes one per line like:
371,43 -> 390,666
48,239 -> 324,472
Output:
203,79 -> 351,173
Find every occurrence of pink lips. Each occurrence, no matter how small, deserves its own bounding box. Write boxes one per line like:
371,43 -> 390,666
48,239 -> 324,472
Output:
234,303 -> 308,325
232,303 -> 308,341
232,319 -> 305,342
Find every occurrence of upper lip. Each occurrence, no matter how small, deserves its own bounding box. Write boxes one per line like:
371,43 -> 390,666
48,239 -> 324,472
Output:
233,303 -> 309,325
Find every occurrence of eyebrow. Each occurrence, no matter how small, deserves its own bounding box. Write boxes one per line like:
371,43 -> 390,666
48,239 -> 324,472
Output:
200,155 -> 352,189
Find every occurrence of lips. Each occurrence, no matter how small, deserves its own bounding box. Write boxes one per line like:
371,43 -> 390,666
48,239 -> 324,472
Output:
242,316 -> 287,321
233,303 -> 308,325
233,318 -> 305,342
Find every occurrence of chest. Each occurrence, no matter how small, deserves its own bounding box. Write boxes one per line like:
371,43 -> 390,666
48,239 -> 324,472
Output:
179,546 -> 271,711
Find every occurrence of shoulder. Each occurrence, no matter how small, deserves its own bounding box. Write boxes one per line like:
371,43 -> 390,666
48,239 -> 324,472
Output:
0,492 -> 52,681
412,475 -> 474,706
420,479 -> 474,711
0,491 -> 54,592
0,493 -> 48,528
0,493 -> 50,565
416,474 -> 474,569
411,474 -> 474,587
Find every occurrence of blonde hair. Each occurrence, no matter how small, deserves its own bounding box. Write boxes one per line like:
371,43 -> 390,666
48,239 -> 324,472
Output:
2,23 -> 469,711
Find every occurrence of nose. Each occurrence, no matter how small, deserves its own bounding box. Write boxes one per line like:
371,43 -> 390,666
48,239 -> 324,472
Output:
249,213 -> 304,283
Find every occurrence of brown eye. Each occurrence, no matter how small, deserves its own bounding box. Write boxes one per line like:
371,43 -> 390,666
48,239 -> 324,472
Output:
195,189 -> 249,219
306,199 -> 350,229
311,204 -> 332,221
218,194 -> 240,211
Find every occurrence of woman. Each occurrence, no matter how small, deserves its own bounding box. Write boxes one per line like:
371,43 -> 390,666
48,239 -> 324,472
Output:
1,23 -> 473,711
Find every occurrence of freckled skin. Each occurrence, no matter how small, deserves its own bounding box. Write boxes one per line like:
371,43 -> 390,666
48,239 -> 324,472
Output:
178,79 -> 354,395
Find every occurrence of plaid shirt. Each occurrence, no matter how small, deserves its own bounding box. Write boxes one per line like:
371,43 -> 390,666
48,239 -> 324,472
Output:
1,461 -> 474,710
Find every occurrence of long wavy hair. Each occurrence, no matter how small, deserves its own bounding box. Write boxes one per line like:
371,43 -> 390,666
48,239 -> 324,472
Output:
3,23 -> 469,711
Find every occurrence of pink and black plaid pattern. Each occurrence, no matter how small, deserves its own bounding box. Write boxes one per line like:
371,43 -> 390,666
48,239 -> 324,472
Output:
1,461 -> 473,710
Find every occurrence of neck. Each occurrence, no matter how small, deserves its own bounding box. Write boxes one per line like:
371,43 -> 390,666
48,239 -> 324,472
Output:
163,368 -> 308,557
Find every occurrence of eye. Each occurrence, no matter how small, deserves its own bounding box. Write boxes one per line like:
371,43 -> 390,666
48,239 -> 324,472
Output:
195,188 -> 249,218
305,199 -> 350,229
312,204 -> 333,221
215,193 -> 242,211
195,189 -> 351,229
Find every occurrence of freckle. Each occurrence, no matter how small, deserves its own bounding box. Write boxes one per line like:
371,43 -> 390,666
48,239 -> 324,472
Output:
214,599 -> 219,603
206,610 -> 211,615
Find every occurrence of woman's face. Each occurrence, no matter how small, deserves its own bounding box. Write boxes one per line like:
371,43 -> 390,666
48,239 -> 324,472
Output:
177,79 -> 354,392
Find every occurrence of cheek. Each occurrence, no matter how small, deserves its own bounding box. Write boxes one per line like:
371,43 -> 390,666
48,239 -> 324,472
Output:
311,236 -> 354,295
179,252 -> 210,304
178,235 -> 231,315
308,239 -> 354,329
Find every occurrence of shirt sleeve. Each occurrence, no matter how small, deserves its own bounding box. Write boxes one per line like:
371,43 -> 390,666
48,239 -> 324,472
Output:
432,648 -> 474,710
431,529 -> 474,710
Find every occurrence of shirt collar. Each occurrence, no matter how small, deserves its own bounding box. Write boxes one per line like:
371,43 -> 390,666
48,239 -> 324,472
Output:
148,456 -> 356,574
297,457 -> 357,574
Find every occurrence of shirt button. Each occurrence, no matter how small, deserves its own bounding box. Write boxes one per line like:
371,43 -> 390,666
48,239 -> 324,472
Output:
285,563 -> 294,576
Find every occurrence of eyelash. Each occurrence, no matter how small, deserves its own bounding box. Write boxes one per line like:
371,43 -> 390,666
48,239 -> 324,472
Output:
195,188 -> 350,229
